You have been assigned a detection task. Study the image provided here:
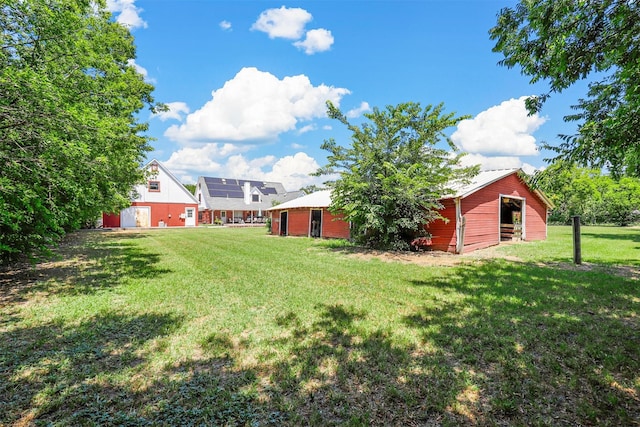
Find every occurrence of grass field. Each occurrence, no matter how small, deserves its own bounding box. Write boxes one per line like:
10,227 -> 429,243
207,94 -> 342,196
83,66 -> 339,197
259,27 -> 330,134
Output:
1,226 -> 638,426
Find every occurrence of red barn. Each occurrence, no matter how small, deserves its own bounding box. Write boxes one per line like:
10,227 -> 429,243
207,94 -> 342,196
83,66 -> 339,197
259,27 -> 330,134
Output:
426,169 -> 553,253
266,190 -> 351,239
266,169 -> 552,253
102,159 -> 199,228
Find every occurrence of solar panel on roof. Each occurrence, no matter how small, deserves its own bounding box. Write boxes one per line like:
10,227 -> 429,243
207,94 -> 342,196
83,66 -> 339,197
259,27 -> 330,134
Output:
209,189 -> 245,198
204,177 -> 223,185
209,184 -> 237,191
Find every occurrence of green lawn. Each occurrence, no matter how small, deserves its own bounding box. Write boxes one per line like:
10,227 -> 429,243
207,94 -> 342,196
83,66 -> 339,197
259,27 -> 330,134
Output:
1,226 -> 638,426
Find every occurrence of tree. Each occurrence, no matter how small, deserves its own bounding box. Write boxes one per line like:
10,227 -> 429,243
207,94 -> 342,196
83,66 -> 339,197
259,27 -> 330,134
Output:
183,184 -> 196,194
490,0 -> 640,177
315,101 -> 478,250
601,177 -> 640,226
534,163 -> 604,224
0,0 -> 159,264
535,162 -> 640,225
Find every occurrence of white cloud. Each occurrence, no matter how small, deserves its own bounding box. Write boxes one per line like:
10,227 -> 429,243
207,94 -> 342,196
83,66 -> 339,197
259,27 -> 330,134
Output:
294,28 -> 334,54
263,152 -> 323,190
297,124 -> 316,134
346,101 -> 371,118
251,6 -> 312,39
291,142 -> 305,149
162,146 -> 323,191
163,144 -> 250,176
164,67 -> 350,144
458,153 -> 542,175
220,20 -> 232,31
459,153 -> 523,170
451,96 -> 546,156
107,0 -> 147,29
154,102 -> 190,122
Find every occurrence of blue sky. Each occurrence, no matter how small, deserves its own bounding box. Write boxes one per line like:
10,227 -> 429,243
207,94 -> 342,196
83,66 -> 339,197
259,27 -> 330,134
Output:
108,0 -> 588,190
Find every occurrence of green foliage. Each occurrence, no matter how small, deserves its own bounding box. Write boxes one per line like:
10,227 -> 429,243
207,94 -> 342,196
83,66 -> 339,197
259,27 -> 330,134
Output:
0,0 -> 158,263
183,184 -> 196,194
490,0 -> 640,176
535,163 -> 640,225
316,101 -> 478,250
299,184 -> 325,194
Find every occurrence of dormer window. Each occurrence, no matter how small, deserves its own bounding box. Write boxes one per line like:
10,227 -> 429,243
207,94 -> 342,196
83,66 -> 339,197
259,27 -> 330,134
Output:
252,194 -> 260,202
148,181 -> 160,192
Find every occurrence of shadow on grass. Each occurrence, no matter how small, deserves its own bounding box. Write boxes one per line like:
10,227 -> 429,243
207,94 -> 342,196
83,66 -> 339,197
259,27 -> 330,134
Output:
265,304 -> 473,425
0,231 -> 172,307
405,260 -> 640,426
2,247 -> 638,425
581,228 -> 640,243
0,312 -> 183,425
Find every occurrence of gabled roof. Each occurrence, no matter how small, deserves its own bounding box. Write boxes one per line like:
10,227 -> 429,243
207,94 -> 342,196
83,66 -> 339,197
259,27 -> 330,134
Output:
135,159 -> 198,204
446,168 -> 553,208
265,190 -> 332,211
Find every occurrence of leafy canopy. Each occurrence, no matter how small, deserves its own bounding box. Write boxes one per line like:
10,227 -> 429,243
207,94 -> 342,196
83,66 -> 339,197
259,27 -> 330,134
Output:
490,0 -> 640,177
535,162 -> 640,226
0,0 -> 159,264
315,101 -> 478,250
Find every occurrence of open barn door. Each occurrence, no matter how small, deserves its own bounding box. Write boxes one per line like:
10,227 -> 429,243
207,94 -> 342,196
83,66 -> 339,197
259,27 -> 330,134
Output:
310,209 -> 322,238
500,196 -> 524,241
279,211 -> 288,236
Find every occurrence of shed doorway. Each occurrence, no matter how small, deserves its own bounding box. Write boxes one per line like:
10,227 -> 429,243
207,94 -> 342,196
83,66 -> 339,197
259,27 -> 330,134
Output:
310,209 -> 322,238
279,211 -> 288,236
500,196 -> 523,241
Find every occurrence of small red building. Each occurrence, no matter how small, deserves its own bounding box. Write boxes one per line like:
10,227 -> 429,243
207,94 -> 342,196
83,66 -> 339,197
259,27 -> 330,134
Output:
266,190 -> 351,239
102,159 -> 199,228
266,169 -> 553,253
426,169 -> 553,253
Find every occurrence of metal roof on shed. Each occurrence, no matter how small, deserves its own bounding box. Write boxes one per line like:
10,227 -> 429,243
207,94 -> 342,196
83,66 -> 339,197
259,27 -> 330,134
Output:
265,190 -> 332,210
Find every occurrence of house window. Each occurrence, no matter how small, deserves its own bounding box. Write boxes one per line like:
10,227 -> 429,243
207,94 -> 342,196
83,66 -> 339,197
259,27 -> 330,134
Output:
150,162 -> 158,172
252,194 -> 260,202
198,193 -> 201,202
148,181 -> 160,192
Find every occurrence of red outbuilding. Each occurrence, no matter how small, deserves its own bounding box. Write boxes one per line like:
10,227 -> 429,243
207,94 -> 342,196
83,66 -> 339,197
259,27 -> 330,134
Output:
102,159 -> 199,228
266,190 -> 351,239
426,168 -> 553,253
266,169 -> 553,253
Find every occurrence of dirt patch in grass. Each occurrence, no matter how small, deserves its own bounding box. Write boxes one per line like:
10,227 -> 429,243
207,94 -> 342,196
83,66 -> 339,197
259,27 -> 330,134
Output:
345,242 -> 522,267
346,242 -> 640,279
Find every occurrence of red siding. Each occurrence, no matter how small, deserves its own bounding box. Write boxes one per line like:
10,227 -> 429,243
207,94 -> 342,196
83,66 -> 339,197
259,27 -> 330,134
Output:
426,199 -> 457,252
269,208 -> 350,239
460,185 -> 501,251
288,209 -> 310,236
102,212 -> 121,228
426,172 -> 549,253
322,210 -> 351,239
524,192 -> 548,240
131,202 -> 198,227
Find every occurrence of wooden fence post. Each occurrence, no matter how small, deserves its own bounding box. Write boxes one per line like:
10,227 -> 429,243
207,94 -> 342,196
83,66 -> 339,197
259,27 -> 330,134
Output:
572,215 -> 582,265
